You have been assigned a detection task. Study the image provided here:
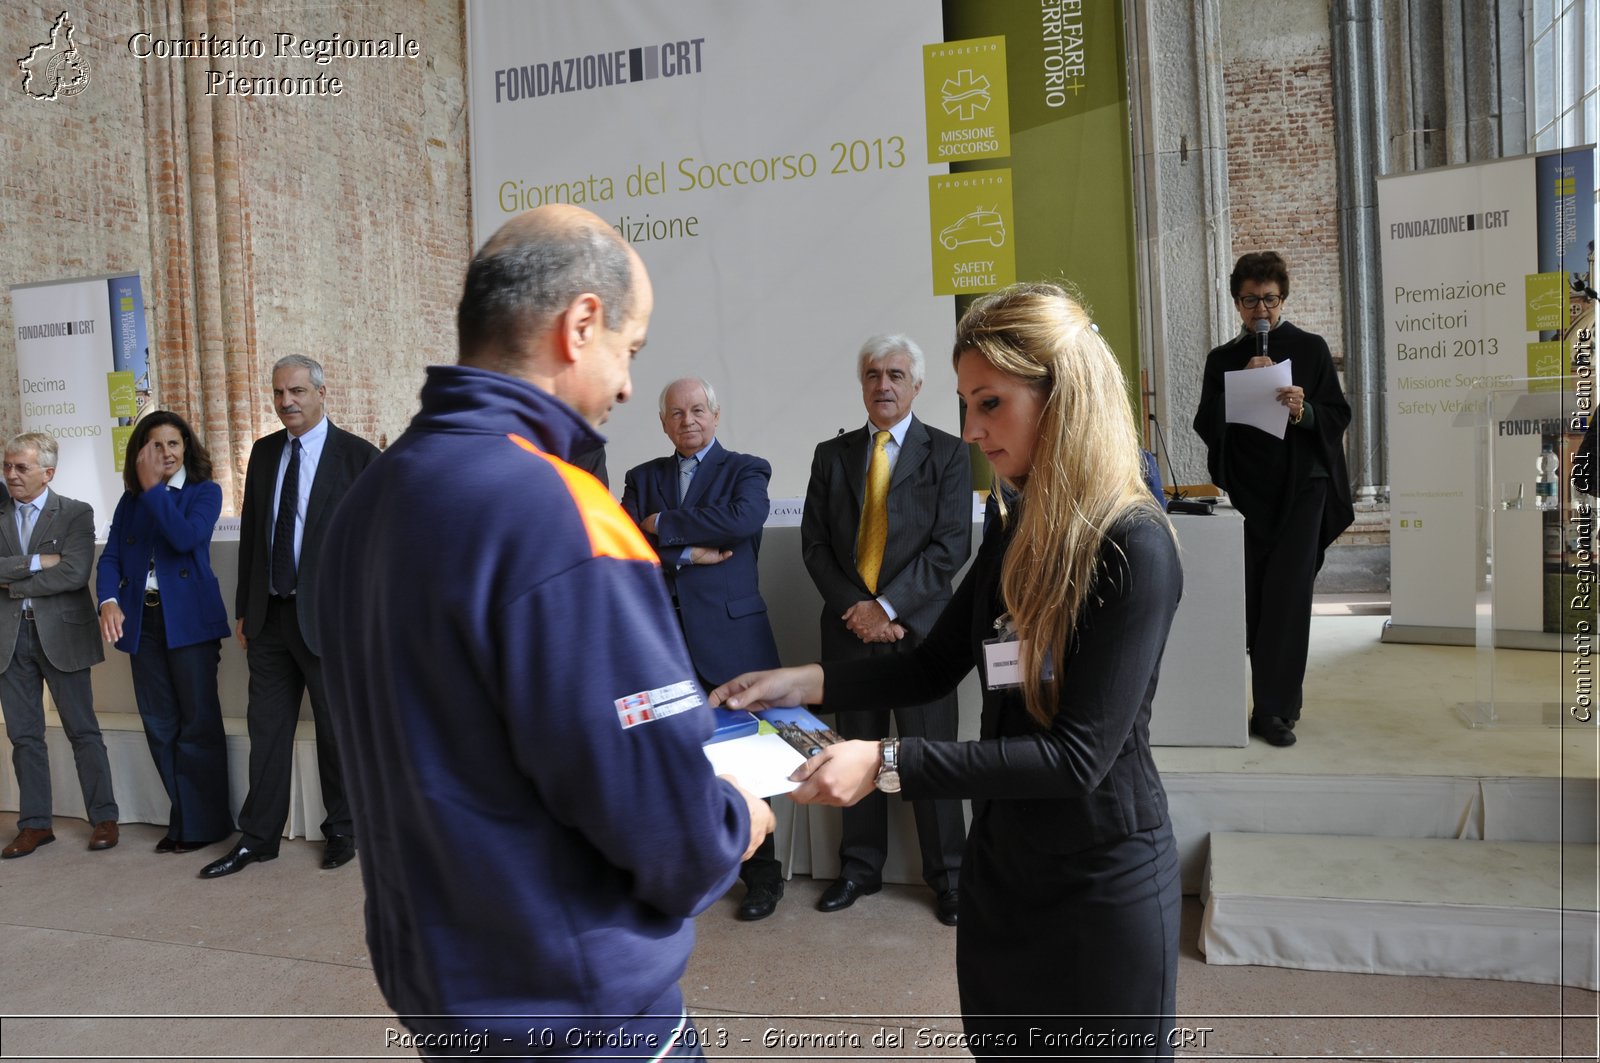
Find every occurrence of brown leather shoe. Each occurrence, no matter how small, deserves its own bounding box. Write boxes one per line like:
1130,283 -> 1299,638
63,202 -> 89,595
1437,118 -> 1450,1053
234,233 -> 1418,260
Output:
2,827 -> 56,858
88,821 -> 119,851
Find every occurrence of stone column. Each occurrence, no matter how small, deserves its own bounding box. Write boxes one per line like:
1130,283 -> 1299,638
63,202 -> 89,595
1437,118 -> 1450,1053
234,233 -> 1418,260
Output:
1125,0 -> 1234,488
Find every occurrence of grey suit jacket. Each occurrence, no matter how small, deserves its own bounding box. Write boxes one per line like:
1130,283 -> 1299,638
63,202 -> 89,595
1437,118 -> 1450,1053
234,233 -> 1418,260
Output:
801,416 -> 973,659
0,491 -> 105,674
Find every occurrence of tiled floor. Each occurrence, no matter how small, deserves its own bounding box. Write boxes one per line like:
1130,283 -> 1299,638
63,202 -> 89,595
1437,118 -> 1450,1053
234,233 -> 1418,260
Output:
0,819 -> 1594,1060
2,611 -> 1596,1060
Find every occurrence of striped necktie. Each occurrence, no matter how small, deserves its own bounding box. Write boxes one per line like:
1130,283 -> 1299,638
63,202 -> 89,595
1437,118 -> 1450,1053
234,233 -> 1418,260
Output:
271,438 -> 301,596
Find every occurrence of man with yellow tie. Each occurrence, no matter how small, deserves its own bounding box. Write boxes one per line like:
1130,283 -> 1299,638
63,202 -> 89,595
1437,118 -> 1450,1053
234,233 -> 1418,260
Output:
800,334 -> 971,925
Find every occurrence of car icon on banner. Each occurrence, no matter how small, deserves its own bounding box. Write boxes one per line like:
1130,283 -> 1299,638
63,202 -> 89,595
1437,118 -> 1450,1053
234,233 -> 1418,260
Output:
1528,287 -> 1564,313
939,208 -> 1006,250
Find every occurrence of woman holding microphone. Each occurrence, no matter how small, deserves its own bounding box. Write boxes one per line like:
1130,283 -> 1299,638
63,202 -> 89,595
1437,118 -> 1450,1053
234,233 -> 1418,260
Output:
714,282 -> 1183,1059
98,411 -> 234,854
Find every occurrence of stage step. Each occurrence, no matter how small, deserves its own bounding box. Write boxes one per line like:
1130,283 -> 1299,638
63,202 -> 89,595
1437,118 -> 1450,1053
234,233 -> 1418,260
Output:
1200,832 -> 1599,989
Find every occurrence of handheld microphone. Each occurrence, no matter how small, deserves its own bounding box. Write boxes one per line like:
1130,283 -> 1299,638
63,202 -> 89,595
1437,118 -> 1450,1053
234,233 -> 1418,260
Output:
1255,318 -> 1270,361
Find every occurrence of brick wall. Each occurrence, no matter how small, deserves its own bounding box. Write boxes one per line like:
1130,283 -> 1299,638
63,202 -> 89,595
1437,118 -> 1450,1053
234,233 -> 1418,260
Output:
1222,44 -> 1345,364
1,0 -> 470,511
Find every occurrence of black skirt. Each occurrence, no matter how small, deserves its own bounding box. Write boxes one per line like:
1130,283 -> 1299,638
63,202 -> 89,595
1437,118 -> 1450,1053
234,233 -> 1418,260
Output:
956,815 -> 1180,1060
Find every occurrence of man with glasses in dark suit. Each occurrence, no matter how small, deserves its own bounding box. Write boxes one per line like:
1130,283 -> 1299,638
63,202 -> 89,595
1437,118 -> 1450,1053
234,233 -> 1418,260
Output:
0,432 -> 118,858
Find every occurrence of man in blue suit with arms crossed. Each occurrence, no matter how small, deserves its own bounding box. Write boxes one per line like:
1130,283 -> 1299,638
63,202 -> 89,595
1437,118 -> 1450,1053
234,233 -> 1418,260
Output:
623,377 -> 786,921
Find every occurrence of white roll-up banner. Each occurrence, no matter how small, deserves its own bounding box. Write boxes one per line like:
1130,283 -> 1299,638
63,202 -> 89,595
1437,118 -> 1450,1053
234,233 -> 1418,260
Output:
1377,147 -> 1595,637
9,271 -> 152,539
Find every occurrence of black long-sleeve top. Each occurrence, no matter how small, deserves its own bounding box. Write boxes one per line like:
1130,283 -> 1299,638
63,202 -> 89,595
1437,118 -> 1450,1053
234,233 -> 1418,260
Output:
820,511 -> 1181,854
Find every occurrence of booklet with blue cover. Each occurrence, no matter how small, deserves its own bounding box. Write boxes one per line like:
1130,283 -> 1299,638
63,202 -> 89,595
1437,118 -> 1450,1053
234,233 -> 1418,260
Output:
708,708 -> 760,743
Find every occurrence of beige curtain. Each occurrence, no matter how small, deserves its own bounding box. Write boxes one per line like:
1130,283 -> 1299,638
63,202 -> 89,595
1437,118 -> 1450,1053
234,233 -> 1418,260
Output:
140,0 -> 260,511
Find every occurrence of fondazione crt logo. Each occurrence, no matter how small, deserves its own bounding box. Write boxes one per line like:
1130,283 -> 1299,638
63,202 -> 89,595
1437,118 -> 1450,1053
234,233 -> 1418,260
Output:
18,9 -> 91,100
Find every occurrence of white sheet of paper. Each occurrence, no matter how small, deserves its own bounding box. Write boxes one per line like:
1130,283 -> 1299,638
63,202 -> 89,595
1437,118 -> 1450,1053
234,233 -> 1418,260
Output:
1223,359 -> 1293,439
703,733 -> 806,797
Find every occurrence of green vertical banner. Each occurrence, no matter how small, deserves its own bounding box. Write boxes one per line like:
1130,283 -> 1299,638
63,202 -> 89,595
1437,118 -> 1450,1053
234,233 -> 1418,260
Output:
1525,340 -> 1563,392
111,426 -> 134,472
106,370 -> 136,419
929,170 -> 1018,295
934,0 -> 1139,410
1524,271 -> 1567,332
923,37 -> 1012,164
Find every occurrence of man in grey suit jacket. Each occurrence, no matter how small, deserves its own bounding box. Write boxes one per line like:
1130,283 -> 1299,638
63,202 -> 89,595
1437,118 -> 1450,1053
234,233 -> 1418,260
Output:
0,433 -> 117,858
801,334 -> 971,925
201,355 -> 379,879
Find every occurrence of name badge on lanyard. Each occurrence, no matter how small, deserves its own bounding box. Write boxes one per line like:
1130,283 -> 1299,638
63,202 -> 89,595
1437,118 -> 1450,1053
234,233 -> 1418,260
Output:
982,614 -> 1054,690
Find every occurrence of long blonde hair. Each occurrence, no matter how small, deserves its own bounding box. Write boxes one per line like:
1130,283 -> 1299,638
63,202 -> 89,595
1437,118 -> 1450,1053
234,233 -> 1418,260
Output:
954,282 -> 1169,726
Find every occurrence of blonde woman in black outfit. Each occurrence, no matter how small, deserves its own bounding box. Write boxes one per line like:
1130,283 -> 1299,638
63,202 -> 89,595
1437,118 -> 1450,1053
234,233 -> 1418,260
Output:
714,282 -> 1183,1059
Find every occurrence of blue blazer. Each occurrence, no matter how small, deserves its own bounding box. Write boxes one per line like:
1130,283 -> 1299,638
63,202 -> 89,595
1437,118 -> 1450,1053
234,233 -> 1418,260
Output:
621,439 -> 780,687
96,478 -> 231,653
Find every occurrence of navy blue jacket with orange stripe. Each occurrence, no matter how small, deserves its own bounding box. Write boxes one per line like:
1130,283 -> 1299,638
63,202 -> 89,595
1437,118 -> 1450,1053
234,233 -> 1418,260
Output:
317,365 -> 750,1054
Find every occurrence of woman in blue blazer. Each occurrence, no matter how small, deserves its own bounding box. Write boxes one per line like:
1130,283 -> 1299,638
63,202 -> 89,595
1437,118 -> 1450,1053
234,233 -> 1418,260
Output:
97,411 -> 234,852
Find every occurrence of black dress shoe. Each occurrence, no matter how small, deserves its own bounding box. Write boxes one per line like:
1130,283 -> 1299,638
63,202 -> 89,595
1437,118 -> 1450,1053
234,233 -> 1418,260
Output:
1250,714 -> 1297,747
155,835 -> 177,853
736,882 -> 782,921
198,843 -> 278,879
322,834 -> 357,870
816,877 -> 880,913
935,888 -> 959,926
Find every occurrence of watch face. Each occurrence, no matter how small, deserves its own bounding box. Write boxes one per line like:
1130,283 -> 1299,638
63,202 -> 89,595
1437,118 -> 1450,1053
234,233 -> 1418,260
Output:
875,770 -> 902,794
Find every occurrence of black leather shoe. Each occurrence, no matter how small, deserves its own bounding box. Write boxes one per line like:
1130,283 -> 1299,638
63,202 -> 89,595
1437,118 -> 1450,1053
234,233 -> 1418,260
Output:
155,835 -> 177,853
736,882 -> 782,921
321,834 -> 357,870
198,843 -> 278,879
935,888 -> 959,926
1250,714 -> 1297,747
816,877 -> 880,913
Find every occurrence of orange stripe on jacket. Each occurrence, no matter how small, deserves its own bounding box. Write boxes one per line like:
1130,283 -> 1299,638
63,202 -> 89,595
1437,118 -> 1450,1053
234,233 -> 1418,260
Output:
507,434 -> 659,565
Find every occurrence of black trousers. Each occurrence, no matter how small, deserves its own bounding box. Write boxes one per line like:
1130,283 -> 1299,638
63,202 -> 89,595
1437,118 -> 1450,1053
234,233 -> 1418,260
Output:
237,596 -> 351,851
834,690 -> 965,893
1243,479 -> 1327,721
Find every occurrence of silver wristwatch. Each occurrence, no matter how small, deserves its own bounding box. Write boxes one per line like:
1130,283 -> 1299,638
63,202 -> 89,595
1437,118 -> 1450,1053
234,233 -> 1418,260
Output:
874,739 -> 901,793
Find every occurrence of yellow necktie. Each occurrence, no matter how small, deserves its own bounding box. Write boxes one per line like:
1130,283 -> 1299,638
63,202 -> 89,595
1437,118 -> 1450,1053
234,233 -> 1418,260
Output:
856,430 -> 891,593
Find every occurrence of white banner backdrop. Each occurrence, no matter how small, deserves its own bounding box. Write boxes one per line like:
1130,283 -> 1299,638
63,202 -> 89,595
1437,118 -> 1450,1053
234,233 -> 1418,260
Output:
8,274 -> 142,539
1377,149 -> 1594,636
465,0 -> 956,494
